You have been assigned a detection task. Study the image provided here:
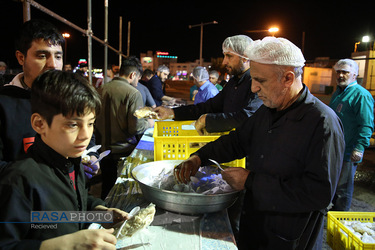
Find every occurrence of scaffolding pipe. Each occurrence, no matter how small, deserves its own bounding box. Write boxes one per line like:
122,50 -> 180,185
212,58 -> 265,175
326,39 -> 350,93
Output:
119,16 -> 122,67
22,0 -> 31,22
25,0 -> 126,59
127,21 -> 131,57
104,0 -> 108,84
87,0 -> 92,83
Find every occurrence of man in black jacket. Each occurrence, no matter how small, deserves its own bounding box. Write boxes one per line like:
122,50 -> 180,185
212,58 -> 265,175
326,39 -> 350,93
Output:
154,35 -> 263,134
175,37 -> 345,249
0,20 -> 99,179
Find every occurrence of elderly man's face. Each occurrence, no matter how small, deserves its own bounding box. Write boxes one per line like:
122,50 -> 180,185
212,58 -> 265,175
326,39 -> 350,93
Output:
250,61 -> 288,110
335,65 -> 357,87
158,71 -> 169,82
222,50 -> 245,76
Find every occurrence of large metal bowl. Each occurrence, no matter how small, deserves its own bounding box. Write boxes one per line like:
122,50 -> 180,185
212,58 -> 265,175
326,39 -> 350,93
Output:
131,160 -> 239,214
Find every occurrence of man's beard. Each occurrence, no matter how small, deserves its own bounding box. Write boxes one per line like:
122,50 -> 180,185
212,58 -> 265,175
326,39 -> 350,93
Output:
337,78 -> 351,87
226,63 -> 244,76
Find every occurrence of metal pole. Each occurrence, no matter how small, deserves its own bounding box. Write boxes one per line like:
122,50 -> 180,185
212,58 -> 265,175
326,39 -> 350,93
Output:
301,31 -> 305,54
25,0 -> 126,58
119,16 -> 122,67
188,21 -> 217,66
87,0 -> 92,84
200,23 -> 203,66
127,21 -> 131,57
104,0 -> 108,84
22,0 -> 31,22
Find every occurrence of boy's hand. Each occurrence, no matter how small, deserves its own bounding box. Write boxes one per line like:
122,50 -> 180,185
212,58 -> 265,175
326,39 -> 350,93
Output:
83,155 -> 100,179
40,229 -> 117,250
94,205 -> 130,228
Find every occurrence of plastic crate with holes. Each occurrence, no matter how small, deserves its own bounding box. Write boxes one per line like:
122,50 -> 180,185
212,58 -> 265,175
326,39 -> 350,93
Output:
327,211 -> 375,250
153,120 -> 245,168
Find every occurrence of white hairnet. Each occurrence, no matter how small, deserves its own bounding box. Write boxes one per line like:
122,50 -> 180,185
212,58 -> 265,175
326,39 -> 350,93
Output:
334,59 -> 359,75
222,35 -> 253,60
245,37 -> 305,67
192,66 -> 209,82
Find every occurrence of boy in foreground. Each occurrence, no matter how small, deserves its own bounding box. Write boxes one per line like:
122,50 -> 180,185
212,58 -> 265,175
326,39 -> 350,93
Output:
0,70 -> 129,249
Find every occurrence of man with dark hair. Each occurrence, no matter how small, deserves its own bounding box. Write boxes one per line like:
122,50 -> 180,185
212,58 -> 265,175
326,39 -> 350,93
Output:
95,57 -> 153,198
0,19 -> 64,170
0,19 -> 100,179
0,70 -> 128,249
122,57 -> 156,108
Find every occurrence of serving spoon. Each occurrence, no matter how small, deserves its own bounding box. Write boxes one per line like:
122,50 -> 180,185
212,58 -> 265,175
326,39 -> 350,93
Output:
208,158 -> 224,171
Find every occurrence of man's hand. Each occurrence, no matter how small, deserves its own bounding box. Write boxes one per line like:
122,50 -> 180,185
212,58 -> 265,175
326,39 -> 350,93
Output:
195,114 -> 207,136
154,106 -> 174,120
221,167 -> 250,191
40,228 -> 117,250
351,149 -> 364,162
83,155 -> 100,179
174,155 -> 201,183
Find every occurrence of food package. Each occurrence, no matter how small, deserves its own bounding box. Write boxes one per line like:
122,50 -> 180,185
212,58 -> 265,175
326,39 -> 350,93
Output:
134,107 -> 159,119
341,220 -> 375,243
150,166 -> 234,195
115,203 -> 156,239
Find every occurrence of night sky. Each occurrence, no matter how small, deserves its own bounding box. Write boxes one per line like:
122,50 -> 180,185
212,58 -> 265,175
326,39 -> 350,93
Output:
1,0 -> 374,69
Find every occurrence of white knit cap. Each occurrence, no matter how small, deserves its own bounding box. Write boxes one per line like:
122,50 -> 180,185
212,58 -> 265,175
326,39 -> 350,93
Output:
245,37 -> 305,67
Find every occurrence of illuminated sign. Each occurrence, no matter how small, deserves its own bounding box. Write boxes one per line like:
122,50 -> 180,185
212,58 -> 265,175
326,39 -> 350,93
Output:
143,57 -> 153,63
156,51 -> 169,56
78,59 -> 87,64
157,55 -> 178,59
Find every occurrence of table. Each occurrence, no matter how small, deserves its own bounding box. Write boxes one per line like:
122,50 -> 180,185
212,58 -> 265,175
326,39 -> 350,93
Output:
104,128 -> 238,249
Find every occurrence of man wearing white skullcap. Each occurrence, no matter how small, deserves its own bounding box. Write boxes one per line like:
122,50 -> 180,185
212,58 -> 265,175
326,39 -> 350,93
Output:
329,59 -> 374,211
174,37 -> 345,249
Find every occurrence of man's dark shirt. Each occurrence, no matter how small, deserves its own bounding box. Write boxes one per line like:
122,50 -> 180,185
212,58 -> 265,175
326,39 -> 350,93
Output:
194,85 -> 345,247
173,69 -> 263,132
146,75 -> 164,106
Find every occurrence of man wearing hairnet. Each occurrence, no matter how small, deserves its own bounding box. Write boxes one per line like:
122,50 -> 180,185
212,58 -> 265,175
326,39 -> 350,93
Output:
154,35 -> 263,134
192,66 -> 219,104
174,37 -> 345,249
329,59 -> 374,211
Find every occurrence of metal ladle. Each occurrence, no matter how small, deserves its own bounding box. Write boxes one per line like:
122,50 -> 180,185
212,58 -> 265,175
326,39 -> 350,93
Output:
208,158 -> 224,171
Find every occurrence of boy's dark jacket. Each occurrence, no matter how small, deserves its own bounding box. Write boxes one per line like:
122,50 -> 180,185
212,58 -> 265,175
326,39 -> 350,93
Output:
0,135 -> 106,250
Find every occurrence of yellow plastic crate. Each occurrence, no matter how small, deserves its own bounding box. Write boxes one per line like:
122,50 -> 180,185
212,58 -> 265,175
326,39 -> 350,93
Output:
153,120 -> 245,168
327,211 -> 375,250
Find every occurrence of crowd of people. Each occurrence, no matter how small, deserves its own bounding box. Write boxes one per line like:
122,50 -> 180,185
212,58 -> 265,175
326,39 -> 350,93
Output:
0,18 -> 373,250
